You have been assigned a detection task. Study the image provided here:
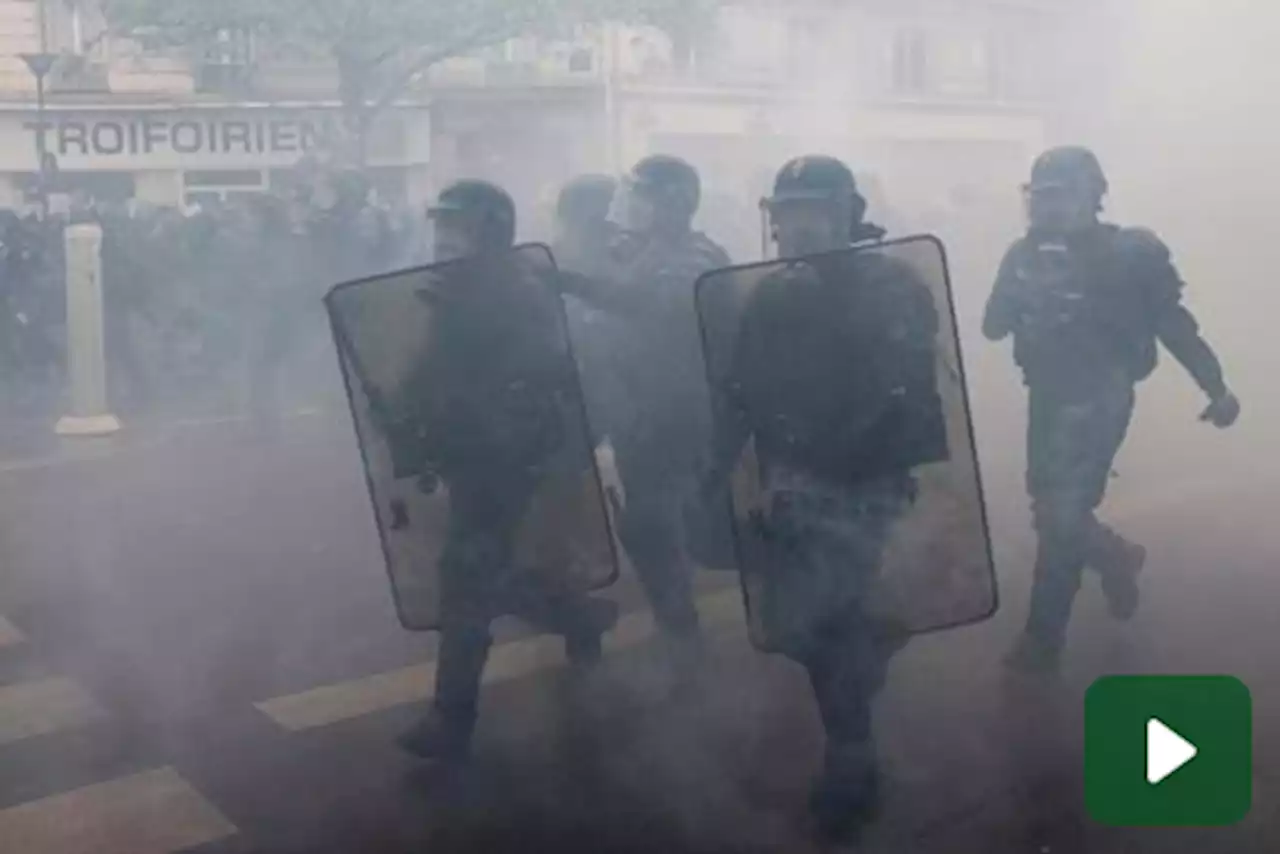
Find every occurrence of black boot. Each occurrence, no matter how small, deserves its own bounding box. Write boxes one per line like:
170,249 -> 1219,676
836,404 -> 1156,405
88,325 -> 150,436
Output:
396,704 -> 476,762
399,624 -> 490,761
1004,630 -> 1063,675
809,741 -> 881,846
1089,525 -> 1146,620
1011,526 -> 1083,675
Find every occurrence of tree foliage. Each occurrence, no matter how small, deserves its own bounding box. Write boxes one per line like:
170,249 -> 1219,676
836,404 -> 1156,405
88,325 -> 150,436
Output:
102,0 -> 717,143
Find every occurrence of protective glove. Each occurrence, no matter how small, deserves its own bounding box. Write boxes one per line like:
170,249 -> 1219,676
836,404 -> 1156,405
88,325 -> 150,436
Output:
1200,390 -> 1241,429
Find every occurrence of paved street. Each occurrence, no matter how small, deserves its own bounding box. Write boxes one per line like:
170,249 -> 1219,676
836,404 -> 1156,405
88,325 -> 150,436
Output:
0,403 -> 1278,853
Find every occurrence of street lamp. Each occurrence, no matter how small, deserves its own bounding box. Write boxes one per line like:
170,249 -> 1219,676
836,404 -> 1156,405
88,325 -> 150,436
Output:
20,52 -> 56,217
20,0 -> 56,218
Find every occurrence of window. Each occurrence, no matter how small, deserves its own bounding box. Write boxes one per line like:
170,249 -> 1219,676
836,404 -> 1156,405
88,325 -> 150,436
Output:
892,27 -> 929,94
933,32 -> 994,97
786,15 -> 828,79
195,27 -> 257,94
16,171 -> 135,205
183,169 -> 266,206
203,28 -> 255,67
994,27 -> 1045,102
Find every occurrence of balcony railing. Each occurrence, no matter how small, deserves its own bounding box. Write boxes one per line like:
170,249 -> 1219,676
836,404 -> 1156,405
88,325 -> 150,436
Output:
425,54 -> 1045,105
0,42 -> 1047,109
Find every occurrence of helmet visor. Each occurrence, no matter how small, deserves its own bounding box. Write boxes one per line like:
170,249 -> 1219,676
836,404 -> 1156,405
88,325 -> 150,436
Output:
428,208 -> 478,262
1023,182 -> 1092,232
767,196 -> 847,257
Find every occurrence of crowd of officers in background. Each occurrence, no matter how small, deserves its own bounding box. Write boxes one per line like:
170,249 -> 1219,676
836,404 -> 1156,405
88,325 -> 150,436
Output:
0,160 -> 995,427
0,168 -> 425,423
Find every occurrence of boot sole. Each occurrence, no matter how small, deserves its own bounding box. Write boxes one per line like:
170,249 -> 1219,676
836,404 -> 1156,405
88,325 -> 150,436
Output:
395,738 -> 470,763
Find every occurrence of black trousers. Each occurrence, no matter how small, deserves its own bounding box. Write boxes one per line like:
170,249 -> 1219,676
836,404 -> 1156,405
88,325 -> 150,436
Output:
795,609 -> 906,747
1024,377 -> 1137,647
611,435 -> 701,638
432,469 -> 607,723
755,476 -> 911,751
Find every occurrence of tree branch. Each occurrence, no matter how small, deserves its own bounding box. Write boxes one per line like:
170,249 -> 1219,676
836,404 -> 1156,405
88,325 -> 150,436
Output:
366,26 -> 513,114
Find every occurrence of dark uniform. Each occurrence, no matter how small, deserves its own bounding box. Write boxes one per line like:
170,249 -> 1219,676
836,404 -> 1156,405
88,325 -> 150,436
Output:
562,156 -> 732,651
396,180 -> 617,761
986,147 -> 1239,672
551,174 -> 623,447
705,156 -> 943,843
551,174 -> 617,277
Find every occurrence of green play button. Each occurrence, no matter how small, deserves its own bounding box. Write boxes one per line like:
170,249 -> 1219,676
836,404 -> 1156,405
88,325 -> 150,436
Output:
1085,675 -> 1252,826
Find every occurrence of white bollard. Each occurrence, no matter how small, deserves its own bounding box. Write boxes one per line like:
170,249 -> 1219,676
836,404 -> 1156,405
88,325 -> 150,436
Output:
55,222 -> 121,437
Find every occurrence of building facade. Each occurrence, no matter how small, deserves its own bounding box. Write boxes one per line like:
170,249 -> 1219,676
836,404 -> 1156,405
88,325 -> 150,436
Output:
421,0 -> 1064,250
0,0 -> 432,210
0,0 -> 1063,239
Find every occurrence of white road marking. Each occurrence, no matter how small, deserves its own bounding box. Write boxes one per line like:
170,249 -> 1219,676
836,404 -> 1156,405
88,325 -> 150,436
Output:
257,588 -> 746,732
0,767 -> 236,854
256,664 -> 433,733
0,444 -> 119,475
0,408 -> 327,475
0,678 -> 105,747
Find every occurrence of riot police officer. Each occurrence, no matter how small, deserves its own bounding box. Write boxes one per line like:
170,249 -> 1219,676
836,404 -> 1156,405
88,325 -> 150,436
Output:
985,146 -> 1240,673
396,179 -> 618,761
701,156 -> 940,843
559,156 -> 732,671
551,173 -> 617,275
552,174 -> 622,450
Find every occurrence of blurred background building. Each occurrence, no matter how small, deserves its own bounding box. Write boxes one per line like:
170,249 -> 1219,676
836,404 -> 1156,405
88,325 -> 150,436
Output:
0,0 -> 432,211
425,0 -> 1064,240
0,0 -> 1066,234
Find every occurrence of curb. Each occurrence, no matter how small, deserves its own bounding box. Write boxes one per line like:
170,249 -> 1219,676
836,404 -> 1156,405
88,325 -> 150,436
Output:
0,408 -> 333,476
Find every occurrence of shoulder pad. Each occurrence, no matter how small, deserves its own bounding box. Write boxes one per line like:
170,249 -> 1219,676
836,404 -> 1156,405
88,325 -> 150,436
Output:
1113,226 -> 1172,263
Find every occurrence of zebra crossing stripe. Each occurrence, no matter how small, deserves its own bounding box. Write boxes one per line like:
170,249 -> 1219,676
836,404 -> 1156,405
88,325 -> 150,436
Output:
256,588 -> 746,732
0,767 -> 236,854
0,678 -> 104,747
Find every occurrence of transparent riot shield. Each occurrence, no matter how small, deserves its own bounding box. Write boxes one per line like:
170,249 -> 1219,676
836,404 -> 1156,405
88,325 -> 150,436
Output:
694,235 -> 995,650
325,244 -> 620,631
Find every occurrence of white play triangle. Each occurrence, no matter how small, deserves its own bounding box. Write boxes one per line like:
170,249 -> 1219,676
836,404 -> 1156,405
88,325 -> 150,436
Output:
1147,717 -> 1198,784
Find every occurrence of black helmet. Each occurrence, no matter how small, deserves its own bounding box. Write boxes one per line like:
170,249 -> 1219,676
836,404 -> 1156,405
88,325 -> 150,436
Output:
629,154 -> 701,217
1029,146 -> 1108,198
555,174 -> 616,227
765,155 -> 875,244
769,155 -> 859,204
429,179 -> 516,247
